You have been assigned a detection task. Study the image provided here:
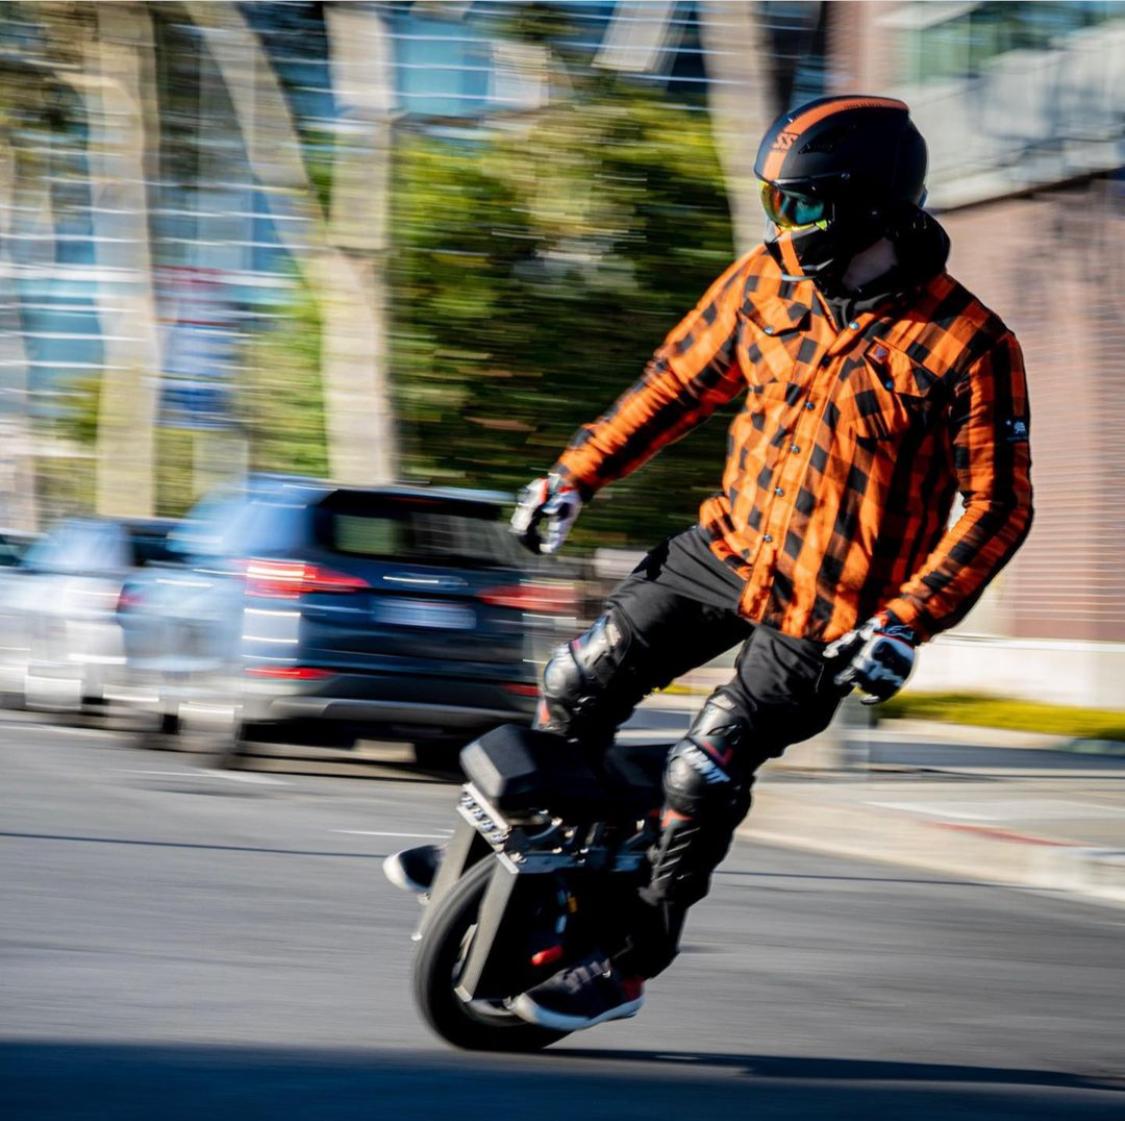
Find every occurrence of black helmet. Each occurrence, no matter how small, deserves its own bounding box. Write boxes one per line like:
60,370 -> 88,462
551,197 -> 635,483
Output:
753,95 -> 928,284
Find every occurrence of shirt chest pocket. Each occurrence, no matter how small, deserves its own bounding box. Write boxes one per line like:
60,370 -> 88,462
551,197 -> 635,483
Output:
736,301 -> 812,390
843,341 -> 942,442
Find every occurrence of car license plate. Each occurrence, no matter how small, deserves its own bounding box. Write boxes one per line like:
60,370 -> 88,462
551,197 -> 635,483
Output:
374,597 -> 476,630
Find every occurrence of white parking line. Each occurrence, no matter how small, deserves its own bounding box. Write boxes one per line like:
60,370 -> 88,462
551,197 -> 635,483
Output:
4,722 -> 116,739
332,829 -> 452,839
198,768 -> 291,786
118,768 -> 290,787
868,799 -> 1125,821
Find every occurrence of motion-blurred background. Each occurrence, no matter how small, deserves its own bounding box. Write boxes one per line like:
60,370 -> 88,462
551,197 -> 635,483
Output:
0,1 -> 1121,730
3,12 -> 1125,1112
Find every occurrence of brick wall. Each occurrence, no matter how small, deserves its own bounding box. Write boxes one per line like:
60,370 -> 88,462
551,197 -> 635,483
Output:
827,2 -> 1125,642
941,179 -> 1125,641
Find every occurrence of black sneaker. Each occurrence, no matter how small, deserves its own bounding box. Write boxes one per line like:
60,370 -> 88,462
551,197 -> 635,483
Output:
383,844 -> 443,896
508,952 -> 645,1031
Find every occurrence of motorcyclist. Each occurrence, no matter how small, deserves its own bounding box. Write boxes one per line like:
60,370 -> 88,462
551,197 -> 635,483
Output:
388,95 -> 1033,1033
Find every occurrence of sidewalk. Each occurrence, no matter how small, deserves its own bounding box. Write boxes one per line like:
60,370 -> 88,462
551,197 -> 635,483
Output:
742,736 -> 1125,907
626,692 -> 1125,907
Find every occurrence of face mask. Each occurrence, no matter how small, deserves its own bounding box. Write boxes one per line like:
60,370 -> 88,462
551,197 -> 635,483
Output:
760,183 -> 884,285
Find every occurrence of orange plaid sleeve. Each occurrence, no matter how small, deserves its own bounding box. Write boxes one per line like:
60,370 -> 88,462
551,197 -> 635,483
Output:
883,331 -> 1033,640
552,254 -> 753,497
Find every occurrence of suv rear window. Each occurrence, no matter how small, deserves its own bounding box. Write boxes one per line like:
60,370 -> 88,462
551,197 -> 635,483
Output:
171,496 -> 310,559
318,492 -> 522,568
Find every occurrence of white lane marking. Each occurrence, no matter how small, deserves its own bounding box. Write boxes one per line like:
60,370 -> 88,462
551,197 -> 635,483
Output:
332,829 -> 453,839
118,768 -> 290,787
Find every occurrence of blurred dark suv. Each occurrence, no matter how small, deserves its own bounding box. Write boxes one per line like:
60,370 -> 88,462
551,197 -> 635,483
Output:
119,478 -> 575,763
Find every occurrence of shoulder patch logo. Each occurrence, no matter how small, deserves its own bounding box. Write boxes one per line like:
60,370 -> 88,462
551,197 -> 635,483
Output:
1004,417 -> 1029,443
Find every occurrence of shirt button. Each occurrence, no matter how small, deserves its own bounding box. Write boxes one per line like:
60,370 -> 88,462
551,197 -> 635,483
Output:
805,401 -> 816,411
790,443 -> 801,453
763,326 -> 775,335
848,320 -> 860,330
884,380 -> 894,390
763,534 -> 773,543
774,486 -> 785,496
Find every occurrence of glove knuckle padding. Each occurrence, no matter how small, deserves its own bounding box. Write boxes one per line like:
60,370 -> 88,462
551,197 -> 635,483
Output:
860,635 -> 912,682
538,612 -> 638,738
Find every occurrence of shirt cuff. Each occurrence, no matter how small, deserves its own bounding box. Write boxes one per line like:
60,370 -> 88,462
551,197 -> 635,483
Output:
879,597 -> 932,644
550,462 -> 597,503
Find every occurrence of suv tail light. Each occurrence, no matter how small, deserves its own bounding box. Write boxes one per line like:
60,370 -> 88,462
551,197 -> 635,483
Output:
243,559 -> 369,598
244,665 -> 332,681
478,583 -> 575,615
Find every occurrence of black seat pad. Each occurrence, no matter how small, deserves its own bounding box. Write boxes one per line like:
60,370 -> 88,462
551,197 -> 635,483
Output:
460,725 -> 669,821
602,740 -> 671,806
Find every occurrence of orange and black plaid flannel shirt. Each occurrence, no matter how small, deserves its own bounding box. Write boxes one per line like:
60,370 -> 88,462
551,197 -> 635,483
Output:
553,247 -> 1033,644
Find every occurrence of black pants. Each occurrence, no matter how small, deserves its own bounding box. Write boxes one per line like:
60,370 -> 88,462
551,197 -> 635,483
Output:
550,527 -> 844,975
604,527 -> 844,755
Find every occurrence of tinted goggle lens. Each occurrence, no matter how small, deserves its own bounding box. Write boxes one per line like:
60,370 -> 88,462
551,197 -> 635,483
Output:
759,182 -> 827,229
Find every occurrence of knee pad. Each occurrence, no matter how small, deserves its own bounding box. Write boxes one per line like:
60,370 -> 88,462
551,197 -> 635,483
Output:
663,690 -> 753,819
645,693 -> 754,907
537,612 -> 635,739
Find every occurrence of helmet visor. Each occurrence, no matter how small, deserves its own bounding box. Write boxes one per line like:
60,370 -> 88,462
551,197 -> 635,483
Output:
759,181 -> 828,230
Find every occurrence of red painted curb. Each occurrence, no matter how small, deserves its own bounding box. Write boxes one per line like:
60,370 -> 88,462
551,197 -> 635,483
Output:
931,821 -> 1078,848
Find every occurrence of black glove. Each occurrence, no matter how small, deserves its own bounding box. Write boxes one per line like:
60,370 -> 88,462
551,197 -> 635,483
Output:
824,613 -> 916,705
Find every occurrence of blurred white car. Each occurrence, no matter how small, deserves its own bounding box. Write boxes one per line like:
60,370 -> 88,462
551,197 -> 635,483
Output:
0,517 -> 177,712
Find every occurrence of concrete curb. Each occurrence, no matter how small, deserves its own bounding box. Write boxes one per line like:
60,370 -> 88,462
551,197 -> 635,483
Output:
876,720 -> 1125,756
740,781 -> 1125,908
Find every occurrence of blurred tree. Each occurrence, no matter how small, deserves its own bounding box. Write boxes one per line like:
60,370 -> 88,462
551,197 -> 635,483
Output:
183,0 -> 398,487
322,2 -> 397,486
698,0 -> 776,253
392,75 -> 738,549
37,1 -> 165,518
0,51 -> 45,531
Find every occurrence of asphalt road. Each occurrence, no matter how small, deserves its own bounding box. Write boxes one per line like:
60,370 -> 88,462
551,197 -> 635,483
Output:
2,718 -> 1124,1121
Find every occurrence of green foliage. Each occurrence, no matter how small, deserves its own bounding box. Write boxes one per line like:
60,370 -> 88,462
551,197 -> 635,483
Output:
880,692 -> 1125,743
237,285 -> 330,479
55,374 -> 101,447
34,450 -> 94,520
155,427 -> 196,517
391,75 -> 737,549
